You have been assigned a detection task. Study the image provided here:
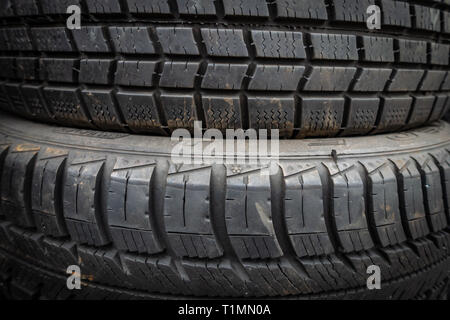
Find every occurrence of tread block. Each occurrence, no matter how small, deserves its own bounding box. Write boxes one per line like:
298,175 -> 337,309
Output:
72,27 -> 111,53
126,0 -> 171,14
116,91 -> 165,134
0,83 -> 11,112
39,58 -> 76,83
413,5 -> 440,32
436,152 -> 450,221
0,0 -> 14,17
343,97 -> 379,135
381,0 -> 411,27
309,33 -> 358,60
81,89 -> 124,130
32,151 -> 68,237
361,36 -> 395,62
223,0 -> 269,17
16,57 -> 38,81
303,66 -> 357,91
332,0 -> 375,23
249,65 -> 305,91
160,93 -> 197,130
429,94 -> 448,122
79,59 -> 113,85
440,72 -> 450,90
391,159 -> 429,239
115,60 -> 156,87
388,69 -> 425,92
160,61 -> 199,88
1,147 -> 38,228
41,238 -> 78,270
298,97 -> 345,137
0,30 -> 8,51
40,0 -> 81,14
326,163 -> 374,252
375,96 -> 412,132
413,156 -> 448,232
398,39 -> 427,64
0,146 -> 9,218
251,30 -> 306,59
86,0 -> 122,13
363,161 -> 407,247
0,222 -> 12,249
4,28 -> 33,51
156,27 -> 200,55
109,27 -> 155,54
0,57 -> 17,79
201,28 -> 248,57
8,227 -> 45,261
108,158 -> 163,254
243,260 -> 323,296
352,68 -> 392,92
20,85 -> 50,120
201,63 -> 247,90
420,70 -> 447,91
176,0 -> 216,15
64,157 -> 110,246
444,11 -> 450,34
43,87 -> 93,127
4,83 -> 28,116
202,95 -> 243,130
78,247 -> 131,287
281,165 -> 334,257
275,0 -> 328,20
225,169 -> 283,259
248,96 -> 295,137
164,165 -> 223,259
430,43 -> 450,66
181,260 -> 249,297
406,96 -> 435,128
123,255 -> 189,294
31,27 -> 74,52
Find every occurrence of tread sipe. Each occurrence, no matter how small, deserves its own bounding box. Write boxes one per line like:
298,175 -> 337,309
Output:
0,112 -> 449,299
0,0 -> 450,137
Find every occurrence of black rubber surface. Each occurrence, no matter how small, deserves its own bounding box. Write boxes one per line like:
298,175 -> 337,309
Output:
0,112 -> 449,299
1,0 -> 450,137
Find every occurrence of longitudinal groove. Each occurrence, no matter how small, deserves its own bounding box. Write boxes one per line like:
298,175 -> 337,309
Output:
355,162 -> 392,265
317,163 -> 358,272
192,26 -> 208,127
167,0 -> 180,18
429,154 -> 450,225
0,146 -> 10,218
96,159 -> 113,244
388,160 -> 414,240
210,164 -> 249,282
214,0 -> 225,19
270,165 -> 311,279
53,157 -> 69,236
150,160 -> 189,281
411,157 -> 437,233
23,152 -> 38,229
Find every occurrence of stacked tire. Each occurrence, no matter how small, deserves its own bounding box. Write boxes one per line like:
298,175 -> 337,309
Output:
0,0 -> 449,300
